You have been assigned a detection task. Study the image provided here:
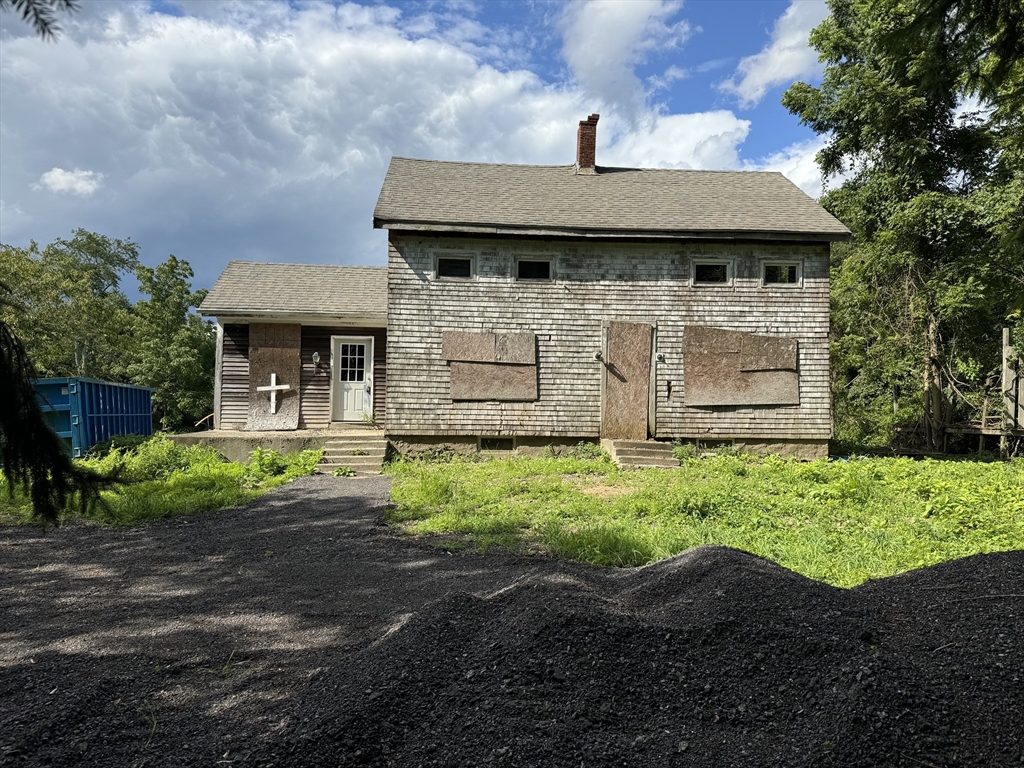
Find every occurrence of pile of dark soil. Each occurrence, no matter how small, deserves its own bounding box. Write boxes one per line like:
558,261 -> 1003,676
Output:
257,547 -> 1024,768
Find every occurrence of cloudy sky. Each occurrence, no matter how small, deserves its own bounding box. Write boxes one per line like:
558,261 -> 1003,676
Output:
0,0 -> 833,292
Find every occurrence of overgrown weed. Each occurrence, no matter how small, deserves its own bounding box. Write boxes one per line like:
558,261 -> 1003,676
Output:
388,453 -> 1024,586
0,435 -> 324,526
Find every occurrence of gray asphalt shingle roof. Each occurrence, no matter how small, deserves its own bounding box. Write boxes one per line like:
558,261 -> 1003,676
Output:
374,158 -> 850,239
199,261 -> 387,317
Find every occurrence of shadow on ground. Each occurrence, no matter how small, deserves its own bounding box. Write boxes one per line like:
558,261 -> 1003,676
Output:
0,475 -> 584,766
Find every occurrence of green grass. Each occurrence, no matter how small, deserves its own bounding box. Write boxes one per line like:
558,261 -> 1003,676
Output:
387,451 -> 1024,586
0,435 -> 324,526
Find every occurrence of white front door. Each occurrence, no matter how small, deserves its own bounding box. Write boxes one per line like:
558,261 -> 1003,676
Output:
331,336 -> 373,422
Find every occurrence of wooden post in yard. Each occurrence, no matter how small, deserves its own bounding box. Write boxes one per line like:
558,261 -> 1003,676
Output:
979,398 -> 987,456
1003,328 -> 1014,459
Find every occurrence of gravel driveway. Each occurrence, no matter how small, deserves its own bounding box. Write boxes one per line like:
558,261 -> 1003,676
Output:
1,476 -> 583,766
1,474 -> 1022,767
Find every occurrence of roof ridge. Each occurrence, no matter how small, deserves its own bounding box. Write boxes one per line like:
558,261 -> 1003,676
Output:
388,156 -> 789,176
225,260 -> 386,270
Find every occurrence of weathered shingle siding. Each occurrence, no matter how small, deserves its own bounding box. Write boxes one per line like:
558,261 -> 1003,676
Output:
386,235 -> 830,440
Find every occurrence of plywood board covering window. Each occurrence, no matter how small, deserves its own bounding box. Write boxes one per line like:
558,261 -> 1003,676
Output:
683,326 -> 799,407
441,330 -> 538,401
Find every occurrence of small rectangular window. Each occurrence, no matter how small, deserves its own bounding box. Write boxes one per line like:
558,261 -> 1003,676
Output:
763,262 -> 801,286
437,257 -> 473,279
693,261 -> 730,284
480,437 -> 514,451
517,259 -> 552,281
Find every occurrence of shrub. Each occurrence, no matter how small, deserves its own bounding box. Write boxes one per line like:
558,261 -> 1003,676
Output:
87,434 -> 151,459
2,437 -> 324,526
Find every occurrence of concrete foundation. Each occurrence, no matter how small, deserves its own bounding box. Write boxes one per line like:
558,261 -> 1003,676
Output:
170,428 -> 381,463
388,435 -> 598,458
388,434 -> 828,461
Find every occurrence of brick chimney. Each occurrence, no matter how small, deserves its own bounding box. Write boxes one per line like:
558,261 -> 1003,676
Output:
576,114 -> 599,173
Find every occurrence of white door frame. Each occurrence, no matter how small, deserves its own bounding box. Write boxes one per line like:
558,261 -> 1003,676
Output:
330,335 -> 374,422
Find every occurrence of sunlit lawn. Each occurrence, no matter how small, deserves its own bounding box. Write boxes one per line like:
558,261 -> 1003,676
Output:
387,450 -> 1024,587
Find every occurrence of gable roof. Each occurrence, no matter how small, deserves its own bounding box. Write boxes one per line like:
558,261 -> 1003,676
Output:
199,261 -> 387,320
374,158 -> 850,241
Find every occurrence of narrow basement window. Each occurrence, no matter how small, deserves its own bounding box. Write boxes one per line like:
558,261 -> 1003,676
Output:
437,257 -> 474,279
480,437 -> 514,451
763,262 -> 801,287
693,261 -> 731,285
517,259 -> 552,281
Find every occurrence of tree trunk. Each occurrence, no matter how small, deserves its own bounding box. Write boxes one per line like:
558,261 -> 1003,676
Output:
923,312 -> 945,451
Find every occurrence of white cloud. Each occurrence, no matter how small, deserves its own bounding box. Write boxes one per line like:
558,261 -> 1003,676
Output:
604,111 -> 751,170
719,0 -> 829,108
748,137 -> 827,198
559,0 -> 690,121
647,65 -> 688,92
36,168 -> 105,196
0,1 -> 777,291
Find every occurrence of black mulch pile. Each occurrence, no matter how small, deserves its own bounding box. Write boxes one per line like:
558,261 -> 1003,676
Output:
1,475 -> 1021,768
259,547 -> 1024,768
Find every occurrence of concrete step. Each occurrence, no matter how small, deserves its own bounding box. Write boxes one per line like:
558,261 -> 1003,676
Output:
611,440 -> 676,452
324,439 -> 387,448
319,435 -> 388,477
609,439 -> 679,469
323,447 -> 386,458
319,456 -> 385,468
615,447 -> 678,460
619,458 -> 680,469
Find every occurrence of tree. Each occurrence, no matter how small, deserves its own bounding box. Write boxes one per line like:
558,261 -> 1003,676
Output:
783,0 -> 1022,450
128,256 -> 216,431
0,230 -> 140,381
0,0 -> 77,40
1,283 -> 107,525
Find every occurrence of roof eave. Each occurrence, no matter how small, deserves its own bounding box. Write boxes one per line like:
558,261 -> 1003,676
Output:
375,219 -> 852,243
199,309 -> 388,327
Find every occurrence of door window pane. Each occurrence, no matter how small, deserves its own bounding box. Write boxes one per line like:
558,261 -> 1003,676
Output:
339,343 -> 366,382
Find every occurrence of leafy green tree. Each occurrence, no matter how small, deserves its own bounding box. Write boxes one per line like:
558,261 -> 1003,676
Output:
129,256 -> 215,431
783,0 -> 1022,450
0,230 -> 140,381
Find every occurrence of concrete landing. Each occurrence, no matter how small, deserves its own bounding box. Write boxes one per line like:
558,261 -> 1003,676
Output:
169,427 -> 384,464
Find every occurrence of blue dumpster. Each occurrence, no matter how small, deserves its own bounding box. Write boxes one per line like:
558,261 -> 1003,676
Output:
32,378 -> 154,458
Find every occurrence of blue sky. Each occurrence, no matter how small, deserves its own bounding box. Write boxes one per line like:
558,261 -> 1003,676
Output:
0,0 -> 833,293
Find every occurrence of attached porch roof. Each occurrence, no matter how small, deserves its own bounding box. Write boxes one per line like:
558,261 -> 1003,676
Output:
199,261 -> 387,324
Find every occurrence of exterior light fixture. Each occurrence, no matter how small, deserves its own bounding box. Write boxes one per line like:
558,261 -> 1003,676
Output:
594,351 -> 604,362
311,352 -> 321,365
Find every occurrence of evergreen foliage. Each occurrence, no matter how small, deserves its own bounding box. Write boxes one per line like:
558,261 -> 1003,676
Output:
0,282 -> 109,525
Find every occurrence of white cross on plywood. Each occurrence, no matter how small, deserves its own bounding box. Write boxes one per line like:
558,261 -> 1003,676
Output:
256,373 -> 291,414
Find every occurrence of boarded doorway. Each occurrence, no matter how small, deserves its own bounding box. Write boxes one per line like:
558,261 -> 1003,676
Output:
602,321 -> 653,440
